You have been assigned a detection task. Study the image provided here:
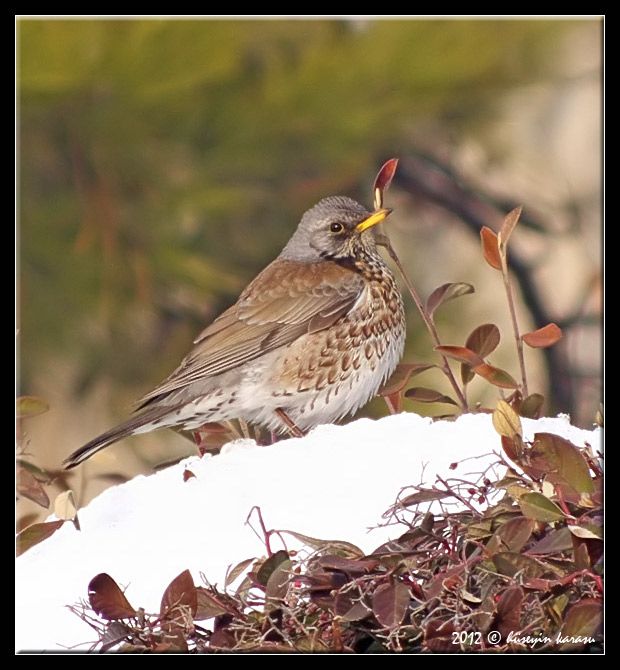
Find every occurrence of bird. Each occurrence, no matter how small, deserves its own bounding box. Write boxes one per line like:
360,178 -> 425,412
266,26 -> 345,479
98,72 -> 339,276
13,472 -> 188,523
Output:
63,196 -> 406,469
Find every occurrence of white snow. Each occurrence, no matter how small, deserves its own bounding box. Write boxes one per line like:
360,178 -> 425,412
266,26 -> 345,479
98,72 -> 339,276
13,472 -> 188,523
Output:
15,412 -> 600,652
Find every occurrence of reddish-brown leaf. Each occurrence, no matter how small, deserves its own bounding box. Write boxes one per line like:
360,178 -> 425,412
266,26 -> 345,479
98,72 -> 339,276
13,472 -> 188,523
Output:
531,433 -> 594,496
461,323 -> 501,384
495,586 -> 524,638
426,282 -> 475,318
559,599 -> 602,650
501,435 -> 524,462
527,527 -> 574,555
17,465 -> 50,508
318,555 -> 379,575
88,573 -> 136,620
474,363 -> 519,389
467,323 -> 501,357
16,519 -> 64,557
372,580 -> 410,629
195,587 -> 230,620
424,618 -> 457,652
480,226 -> 502,270
435,345 -> 483,367
522,323 -> 562,348
486,517 -> 534,555
498,206 -> 522,251
373,158 -> 399,209
378,363 -> 435,396
334,591 -> 371,621
404,387 -> 457,405
182,469 -> 196,482
160,569 -> 197,619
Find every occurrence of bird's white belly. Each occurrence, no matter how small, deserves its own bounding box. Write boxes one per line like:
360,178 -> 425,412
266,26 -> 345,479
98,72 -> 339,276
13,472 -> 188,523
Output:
243,326 -> 405,432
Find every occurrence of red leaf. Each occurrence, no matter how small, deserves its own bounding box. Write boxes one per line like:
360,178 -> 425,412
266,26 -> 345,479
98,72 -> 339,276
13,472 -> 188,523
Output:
434,345 -> 483,367
522,323 -> 563,348
495,585 -> 524,638
559,599 -> 602,650
378,363 -> 435,396
473,363 -> 519,389
466,323 -> 501,358
373,158 -> 399,208
426,283 -> 475,318
16,520 -> 64,557
462,323 -> 501,385
372,580 -> 410,628
183,469 -> 196,482
424,618 -> 457,652
480,226 -> 502,270
160,569 -> 197,619
88,573 -> 136,620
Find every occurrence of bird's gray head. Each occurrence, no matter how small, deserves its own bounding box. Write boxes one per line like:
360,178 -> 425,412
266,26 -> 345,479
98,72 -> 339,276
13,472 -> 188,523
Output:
279,196 -> 393,262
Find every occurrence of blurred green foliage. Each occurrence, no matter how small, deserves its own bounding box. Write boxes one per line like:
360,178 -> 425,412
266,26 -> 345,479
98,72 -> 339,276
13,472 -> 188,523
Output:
19,18 -> 571,396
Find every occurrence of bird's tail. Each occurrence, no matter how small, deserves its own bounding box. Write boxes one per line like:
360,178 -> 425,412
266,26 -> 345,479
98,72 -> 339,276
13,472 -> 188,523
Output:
63,407 -> 177,470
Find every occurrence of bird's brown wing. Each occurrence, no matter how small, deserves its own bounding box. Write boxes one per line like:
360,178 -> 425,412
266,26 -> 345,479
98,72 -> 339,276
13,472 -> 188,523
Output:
136,259 -> 364,407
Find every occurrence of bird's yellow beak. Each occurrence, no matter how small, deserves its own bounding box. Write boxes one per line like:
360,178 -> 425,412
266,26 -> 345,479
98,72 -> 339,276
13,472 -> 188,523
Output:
355,208 -> 393,233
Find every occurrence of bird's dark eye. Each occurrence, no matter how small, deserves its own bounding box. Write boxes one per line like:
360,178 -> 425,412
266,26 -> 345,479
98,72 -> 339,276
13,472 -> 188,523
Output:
330,222 -> 344,233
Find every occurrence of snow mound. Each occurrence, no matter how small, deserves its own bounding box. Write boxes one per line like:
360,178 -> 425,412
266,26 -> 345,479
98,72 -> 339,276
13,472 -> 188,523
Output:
15,412 -> 599,652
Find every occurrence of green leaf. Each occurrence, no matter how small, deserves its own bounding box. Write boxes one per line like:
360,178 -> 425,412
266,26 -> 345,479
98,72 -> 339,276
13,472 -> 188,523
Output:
256,550 -> 290,587
520,393 -> 545,419
426,282 -> 474,319
493,552 -> 545,578
519,492 -> 565,522
265,559 -> 293,611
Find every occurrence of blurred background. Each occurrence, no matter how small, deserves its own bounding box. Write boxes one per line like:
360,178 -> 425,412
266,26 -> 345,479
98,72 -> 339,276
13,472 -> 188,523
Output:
17,18 -> 601,513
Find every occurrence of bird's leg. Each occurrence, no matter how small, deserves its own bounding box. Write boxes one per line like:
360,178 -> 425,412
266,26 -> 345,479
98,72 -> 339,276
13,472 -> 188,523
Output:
274,408 -> 305,438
